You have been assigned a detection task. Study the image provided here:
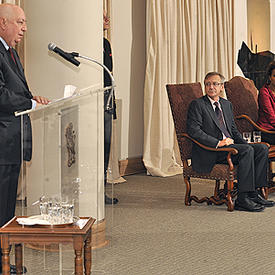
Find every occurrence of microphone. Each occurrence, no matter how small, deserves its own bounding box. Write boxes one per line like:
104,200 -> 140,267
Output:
48,43 -> 80,67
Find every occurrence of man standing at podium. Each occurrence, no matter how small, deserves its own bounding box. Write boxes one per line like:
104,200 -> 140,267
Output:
0,4 -> 49,273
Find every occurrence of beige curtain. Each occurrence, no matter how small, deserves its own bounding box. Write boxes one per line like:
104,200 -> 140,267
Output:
107,120 -> 126,184
143,0 -> 234,177
104,0 -> 125,183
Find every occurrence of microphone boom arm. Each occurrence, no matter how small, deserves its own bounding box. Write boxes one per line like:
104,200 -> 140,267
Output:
78,54 -> 115,112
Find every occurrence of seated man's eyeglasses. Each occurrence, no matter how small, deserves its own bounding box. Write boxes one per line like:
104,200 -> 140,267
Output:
205,82 -> 222,87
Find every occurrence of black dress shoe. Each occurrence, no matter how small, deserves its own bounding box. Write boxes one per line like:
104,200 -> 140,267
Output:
105,194 -> 118,205
10,264 -> 27,274
235,194 -> 265,212
250,193 -> 275,207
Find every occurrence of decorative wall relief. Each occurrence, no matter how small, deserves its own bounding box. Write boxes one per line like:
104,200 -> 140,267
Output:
61,106 -> 79,215
65,122 -> 76,167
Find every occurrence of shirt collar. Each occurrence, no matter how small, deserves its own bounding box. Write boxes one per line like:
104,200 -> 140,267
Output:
207,96 -> 220,106
0,37 -> 10,51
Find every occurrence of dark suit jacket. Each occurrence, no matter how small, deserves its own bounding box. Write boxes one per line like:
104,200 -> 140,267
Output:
0,42 -> 33,164
103,37 -> 116,119
186,95 -> 246,173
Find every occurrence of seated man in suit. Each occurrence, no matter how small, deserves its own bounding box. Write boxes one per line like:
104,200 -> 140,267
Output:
187,72 -> 274,212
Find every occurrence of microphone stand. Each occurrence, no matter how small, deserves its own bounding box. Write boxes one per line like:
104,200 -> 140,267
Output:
72,53 -> 115,112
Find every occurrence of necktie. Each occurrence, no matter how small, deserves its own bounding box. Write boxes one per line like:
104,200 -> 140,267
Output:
214,102 -> 231,138
9,48 -> 16,64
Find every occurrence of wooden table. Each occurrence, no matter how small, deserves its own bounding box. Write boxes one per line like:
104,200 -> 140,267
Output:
0,216 -> 95,275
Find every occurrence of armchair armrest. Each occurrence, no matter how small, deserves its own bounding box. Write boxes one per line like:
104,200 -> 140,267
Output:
177,133 -> 238,170
177,133 -> 238,153
236,115 -> 275,134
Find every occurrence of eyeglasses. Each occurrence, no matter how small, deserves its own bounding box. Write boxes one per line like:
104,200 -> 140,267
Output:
205,82 -> 222,87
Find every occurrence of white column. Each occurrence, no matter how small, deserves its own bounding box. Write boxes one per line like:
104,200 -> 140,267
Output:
234,0 -> 248,76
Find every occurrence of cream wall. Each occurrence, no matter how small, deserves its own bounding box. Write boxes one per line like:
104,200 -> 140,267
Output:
111,0 -> 146,160
247,0 -> 270,52
24,0 -> 103,98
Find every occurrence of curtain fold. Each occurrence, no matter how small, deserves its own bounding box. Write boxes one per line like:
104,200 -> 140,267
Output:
104,0 -> 125,183
143,0 -> 235,177
107,120 -> 126,184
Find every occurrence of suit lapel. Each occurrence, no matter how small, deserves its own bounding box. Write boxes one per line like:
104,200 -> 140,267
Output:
10,48 -> 29,89
0,43 -> 29,92
1,44 -> 15,71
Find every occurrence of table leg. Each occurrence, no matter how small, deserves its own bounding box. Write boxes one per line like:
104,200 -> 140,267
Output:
1,235 -> 10,275
84,230 -> 92,275
73,236 -> 83,275
15,244 -> 23,274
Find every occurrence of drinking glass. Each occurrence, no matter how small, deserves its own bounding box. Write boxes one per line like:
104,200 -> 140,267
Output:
242,132 -> 251,143
48,202 -> 62,224
61,201 -> 74,223
253,131 -> 261,143
39,197 -> 49,219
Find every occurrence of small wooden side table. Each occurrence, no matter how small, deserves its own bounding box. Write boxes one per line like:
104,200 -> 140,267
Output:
0,216 -> 95,275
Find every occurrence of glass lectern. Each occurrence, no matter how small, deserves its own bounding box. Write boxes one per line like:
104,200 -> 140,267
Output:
16,86 -> 114,274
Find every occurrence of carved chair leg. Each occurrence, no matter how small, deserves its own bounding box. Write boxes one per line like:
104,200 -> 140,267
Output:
214,180 -> 220,198
260,187 -> 268,199
183,176 -> 191,206
226,180 -> 234,211
269,160 -> 275,180
267,159 -> 275,195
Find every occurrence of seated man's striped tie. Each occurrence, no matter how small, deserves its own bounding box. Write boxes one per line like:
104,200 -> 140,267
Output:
214,102 -> 231,138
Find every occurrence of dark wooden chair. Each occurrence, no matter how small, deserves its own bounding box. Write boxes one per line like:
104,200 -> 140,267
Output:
166,83 -> 239,211
225,76 -> 275,196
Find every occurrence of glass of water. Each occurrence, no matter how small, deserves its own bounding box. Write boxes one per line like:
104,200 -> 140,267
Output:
243,132 -> 251,143
48,202 -> 62,224
39,197 -> 49,219
61,200 -> 74,224
253,131 -> 261,143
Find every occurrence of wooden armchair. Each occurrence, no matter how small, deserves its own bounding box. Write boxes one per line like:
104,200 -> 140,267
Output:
224,76 -> 275,196
166,83 -> 239,211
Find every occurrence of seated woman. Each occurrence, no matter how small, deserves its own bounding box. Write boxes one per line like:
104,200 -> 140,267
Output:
257,61 -> 275,145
